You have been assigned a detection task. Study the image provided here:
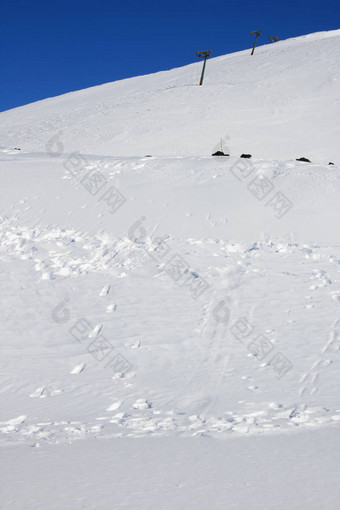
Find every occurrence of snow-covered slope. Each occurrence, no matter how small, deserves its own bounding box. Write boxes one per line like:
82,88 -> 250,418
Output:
1,29 -> 340,162
1,30 -> 340,510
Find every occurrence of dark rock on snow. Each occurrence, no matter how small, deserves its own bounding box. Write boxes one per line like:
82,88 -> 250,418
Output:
212,151 -> 229,156
296,157 -> 311,162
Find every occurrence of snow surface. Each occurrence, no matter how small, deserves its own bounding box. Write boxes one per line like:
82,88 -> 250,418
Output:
1,29 -> 340,509
1,29 -> 340,162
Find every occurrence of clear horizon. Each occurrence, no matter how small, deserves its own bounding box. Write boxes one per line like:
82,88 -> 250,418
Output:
1,0 -> 339,112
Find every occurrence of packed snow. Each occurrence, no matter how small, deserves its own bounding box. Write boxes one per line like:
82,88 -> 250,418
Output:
1,29 -> 340,509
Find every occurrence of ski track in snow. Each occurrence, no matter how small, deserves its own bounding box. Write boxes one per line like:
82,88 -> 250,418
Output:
1,214 -> 340,445
1,30 -> 340,452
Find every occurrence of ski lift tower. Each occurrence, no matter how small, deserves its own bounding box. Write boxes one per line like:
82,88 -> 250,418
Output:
250,30 -> 261,55
196,50 -> 211,86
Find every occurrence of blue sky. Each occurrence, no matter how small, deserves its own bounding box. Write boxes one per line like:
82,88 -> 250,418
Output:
1,0 -> 339,112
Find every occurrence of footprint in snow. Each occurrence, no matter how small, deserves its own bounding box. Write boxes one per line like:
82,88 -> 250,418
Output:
2,415 -> 27,426
41,271 -> 55,280
100,284 -> 111,296
129,340 -> 141,349
89,323 -> 103,337
30,386 -> 46,398
70,363 -> 86,374
133,399 -> 152,410
106,304 -> 117,312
